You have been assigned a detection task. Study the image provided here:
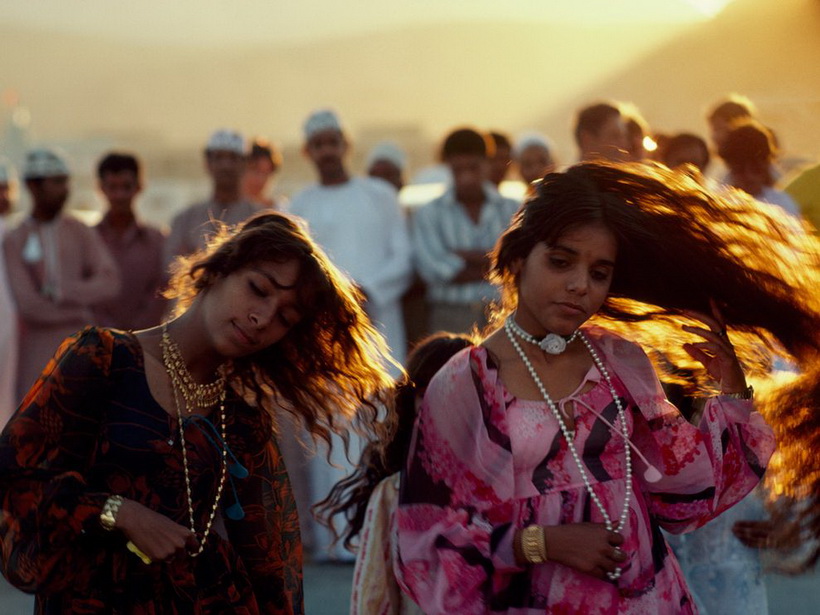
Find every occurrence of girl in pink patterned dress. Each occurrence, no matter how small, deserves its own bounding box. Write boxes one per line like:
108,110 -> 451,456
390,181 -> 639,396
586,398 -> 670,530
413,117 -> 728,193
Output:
395,163 -> 820,614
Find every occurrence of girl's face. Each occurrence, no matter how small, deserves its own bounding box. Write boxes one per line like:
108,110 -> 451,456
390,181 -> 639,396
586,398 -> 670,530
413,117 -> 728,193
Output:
200,259 -> 304,359
514,224 -> 617,336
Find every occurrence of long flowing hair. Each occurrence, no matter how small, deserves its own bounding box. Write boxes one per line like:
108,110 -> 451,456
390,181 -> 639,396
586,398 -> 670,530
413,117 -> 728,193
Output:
317,332 -> 474,551
165,211 -> 396,449
490,162 -> 820,568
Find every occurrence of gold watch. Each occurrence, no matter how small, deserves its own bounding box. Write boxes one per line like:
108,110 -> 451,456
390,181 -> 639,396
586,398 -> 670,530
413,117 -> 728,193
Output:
722,385 -> 754,400
100,495 -> 124,531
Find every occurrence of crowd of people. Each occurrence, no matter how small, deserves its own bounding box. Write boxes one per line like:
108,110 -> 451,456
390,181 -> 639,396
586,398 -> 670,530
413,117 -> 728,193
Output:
0,94 -> 819,614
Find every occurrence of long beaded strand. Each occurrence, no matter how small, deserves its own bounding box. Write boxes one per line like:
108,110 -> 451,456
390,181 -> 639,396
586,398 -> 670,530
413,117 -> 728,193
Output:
505,317 -> 632,581
162,326 -> 229,557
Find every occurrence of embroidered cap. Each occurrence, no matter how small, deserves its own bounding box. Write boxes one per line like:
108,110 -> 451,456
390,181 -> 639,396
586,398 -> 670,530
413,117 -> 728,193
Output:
366,141 -> 407,171
513,132 -> 554,158
303,109 -> 343,141
206,129 -> 245,154
23,148 -> 70,180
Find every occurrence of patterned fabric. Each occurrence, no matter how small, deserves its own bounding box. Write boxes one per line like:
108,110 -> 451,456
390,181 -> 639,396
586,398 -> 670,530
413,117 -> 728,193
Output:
0,327 -> 303,614
351,473 -> 423,615
395,326 -> 775,614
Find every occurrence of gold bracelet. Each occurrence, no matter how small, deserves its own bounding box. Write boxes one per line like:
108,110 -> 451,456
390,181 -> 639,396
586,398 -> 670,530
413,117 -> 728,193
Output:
521,525 -> 547,564
100,495 -> 124,531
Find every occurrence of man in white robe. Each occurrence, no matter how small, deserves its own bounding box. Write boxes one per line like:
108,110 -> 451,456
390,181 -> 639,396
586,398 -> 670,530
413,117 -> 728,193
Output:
289,109 -> 412,561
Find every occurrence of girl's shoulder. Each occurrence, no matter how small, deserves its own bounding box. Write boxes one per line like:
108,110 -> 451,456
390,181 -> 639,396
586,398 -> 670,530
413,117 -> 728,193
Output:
58,326 -> 143,370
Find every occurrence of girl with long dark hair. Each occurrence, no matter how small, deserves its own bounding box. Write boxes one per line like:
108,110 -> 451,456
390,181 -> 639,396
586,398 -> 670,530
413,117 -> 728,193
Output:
395,162 -> 820,613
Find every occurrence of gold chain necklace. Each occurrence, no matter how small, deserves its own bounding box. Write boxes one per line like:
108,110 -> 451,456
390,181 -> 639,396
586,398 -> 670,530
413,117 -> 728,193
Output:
161,325 -> 226,410
161,324 -> 228,557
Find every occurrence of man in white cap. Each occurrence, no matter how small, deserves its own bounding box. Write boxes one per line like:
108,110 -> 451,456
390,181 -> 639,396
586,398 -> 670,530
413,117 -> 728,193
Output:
3,148 -> 120,400
366,141 -> 407,192
165,129 -> 263,265
0,159 -> 18,427
289,109 -> 412,561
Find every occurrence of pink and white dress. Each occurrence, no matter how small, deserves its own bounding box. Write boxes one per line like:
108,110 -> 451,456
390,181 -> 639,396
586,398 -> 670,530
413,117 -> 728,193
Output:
395,326 -> 775,614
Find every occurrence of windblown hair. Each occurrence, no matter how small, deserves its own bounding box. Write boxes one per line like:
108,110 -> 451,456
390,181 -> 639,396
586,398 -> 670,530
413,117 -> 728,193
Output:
489,162 -> 820,567
317,332 -> 474,551
165,211 -> 396,448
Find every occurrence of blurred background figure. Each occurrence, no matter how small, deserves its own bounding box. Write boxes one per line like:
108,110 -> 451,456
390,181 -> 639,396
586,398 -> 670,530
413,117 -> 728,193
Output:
513,132 -> 556,193
411,127 -> 518,334
165,129 -> 261,265
290,108 -> 412,562
92,152 -> 167,331
487,131 -> 513,188
3,148 -> 119,400
783,161 -> 820,231
706,93 -> 757,151
622,103 -> 652,161
242,137 -> 282,208
718,120 -> 800,217
574,100 -> 630,162
365,141 -> 407,192
661,132 -> 712,175
0,160 -> 18,428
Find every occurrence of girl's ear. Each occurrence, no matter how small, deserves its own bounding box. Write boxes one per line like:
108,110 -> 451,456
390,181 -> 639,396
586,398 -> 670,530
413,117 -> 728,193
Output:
510,257 -> 524,277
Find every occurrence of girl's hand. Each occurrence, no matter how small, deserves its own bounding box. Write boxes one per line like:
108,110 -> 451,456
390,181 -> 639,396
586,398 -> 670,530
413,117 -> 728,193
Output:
114,499 -> 198,563
681,299 -> 748,394
541,523 -> 626,580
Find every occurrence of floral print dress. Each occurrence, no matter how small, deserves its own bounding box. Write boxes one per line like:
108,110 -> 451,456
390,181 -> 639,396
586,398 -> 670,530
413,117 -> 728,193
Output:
395,327 -> 775,614
0,327 -> 303,614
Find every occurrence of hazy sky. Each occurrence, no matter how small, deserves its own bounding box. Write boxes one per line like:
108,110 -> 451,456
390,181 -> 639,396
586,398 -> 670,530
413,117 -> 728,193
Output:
3,0 -> 734,46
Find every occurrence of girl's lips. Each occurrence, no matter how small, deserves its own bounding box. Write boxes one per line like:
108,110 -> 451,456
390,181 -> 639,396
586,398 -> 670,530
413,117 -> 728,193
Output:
233,322 -> 256,346
556,302 -> 586,315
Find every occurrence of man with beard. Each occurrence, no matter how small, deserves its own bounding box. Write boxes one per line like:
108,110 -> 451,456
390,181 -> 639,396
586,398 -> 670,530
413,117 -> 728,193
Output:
2,148 -> 119,400
165,129 -> 263,265
289,109 -> 412,561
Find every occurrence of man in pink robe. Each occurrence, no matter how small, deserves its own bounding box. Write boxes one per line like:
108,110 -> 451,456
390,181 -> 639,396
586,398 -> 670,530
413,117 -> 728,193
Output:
2,148 -> 120,400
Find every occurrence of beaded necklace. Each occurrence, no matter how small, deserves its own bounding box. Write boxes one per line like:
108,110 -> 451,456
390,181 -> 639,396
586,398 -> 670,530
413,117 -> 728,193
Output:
504,316 -> 631,581
161,324 -> 228,557
161,326 -> 226,410
506,316 -> 580,355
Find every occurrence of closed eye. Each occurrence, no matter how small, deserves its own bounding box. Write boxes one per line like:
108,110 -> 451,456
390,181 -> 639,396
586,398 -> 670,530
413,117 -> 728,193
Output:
249,281 -> 267,297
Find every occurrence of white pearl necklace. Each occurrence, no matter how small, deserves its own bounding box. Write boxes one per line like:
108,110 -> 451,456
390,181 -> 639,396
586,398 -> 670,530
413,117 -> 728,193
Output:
505,317 -> 632,581
506,316 -> 580,355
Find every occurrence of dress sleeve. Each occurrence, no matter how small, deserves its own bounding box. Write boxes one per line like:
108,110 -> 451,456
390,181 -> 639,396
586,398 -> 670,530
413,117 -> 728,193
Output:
395,349 -> 522,615
351,474 -> 403,615
595,329 -> 776,534
224,421 -> 304,615
0,327 -> 115,593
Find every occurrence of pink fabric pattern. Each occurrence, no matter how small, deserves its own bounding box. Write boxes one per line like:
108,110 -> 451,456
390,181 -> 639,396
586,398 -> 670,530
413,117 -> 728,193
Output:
395,326 -> 775,614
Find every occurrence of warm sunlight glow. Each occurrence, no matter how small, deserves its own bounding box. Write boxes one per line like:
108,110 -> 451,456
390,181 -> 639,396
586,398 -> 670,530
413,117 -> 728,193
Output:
682,0 -> 735,17
643,136 -> 658,153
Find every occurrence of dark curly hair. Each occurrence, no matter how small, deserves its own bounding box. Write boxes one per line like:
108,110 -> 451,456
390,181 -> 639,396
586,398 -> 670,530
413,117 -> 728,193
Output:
490,161 -> 820,568
165,211 -> 396,449
318,332 -> 474,551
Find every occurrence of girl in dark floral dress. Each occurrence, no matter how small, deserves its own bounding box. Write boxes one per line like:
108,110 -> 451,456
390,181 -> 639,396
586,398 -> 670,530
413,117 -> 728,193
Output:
0,212 -> 394,614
